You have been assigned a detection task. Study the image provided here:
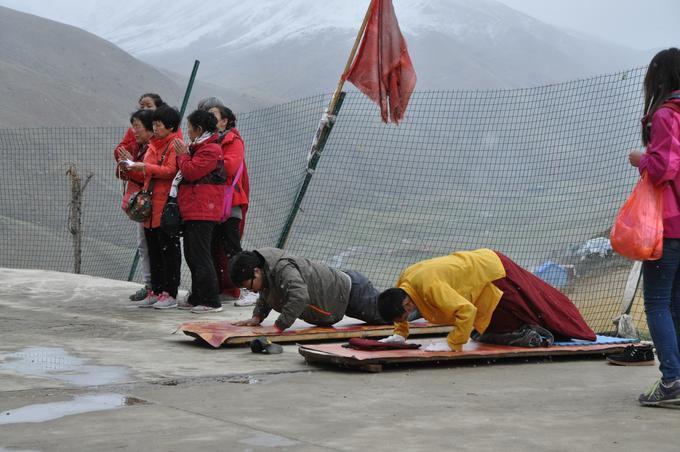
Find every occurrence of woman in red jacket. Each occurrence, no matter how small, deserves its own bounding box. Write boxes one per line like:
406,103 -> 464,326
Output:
628,48 -> 680,407
208,105 -> 251,305
114,93 -> 166,302
126,105 -> 182,309
176,109 -> 227,313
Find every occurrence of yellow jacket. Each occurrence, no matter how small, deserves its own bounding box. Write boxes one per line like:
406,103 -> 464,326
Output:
393,249 -> 506,351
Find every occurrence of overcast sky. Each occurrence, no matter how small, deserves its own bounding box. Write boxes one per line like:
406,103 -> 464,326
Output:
1,0 -> 677,52
496,0 -> 679,50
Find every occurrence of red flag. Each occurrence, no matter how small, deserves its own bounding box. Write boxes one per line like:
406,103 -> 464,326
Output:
343,0 -> 416,124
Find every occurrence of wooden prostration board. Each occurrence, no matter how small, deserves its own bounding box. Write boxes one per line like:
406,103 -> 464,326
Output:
298,340 -> 637,372
179,321 -> 452,348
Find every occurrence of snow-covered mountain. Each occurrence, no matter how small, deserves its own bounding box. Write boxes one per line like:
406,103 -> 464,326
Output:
2,0 -> 649,104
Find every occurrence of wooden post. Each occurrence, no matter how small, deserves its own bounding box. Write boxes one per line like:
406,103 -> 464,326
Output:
67,164 -> 93,274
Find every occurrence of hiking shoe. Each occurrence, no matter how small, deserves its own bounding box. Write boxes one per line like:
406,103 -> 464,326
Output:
135,291 -> 157,308
153,292 -> 178,309
234,290 -> 259,307
639,379 -> 680,406
606,344 -> 655,366
129,285 -> 150,301
191,305 -> 224,314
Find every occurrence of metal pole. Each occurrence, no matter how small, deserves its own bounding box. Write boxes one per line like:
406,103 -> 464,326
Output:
127,59 -> 200,281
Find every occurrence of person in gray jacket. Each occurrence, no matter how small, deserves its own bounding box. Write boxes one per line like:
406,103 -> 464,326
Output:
229,248 -> 387,331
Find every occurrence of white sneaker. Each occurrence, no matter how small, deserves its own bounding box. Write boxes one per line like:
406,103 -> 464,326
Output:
234,290 -> 259,307
153,292 -> 177,309
191,305 -> 224,314
135,291 -> 158,308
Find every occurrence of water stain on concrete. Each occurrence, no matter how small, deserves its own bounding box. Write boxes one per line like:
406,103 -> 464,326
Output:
238,432 -> 300,448
0,393 -> 149,425
0,347 -> 129,386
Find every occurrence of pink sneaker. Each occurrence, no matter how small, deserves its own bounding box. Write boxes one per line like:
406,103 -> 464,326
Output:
153,292 -> 178,309
135,290 -> 158,308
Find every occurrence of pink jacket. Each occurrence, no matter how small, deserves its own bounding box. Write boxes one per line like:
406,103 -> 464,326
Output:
638,95 -> 680,238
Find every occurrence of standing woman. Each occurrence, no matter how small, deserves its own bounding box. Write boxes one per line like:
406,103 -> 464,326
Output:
209,105 -> 251,305
628,48 -> 680,406
126,105 -> 182,308
176,109 -> 226,313
114,93 -> 166,302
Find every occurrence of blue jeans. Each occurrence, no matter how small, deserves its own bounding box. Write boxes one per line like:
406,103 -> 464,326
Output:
642,238 -> 680,382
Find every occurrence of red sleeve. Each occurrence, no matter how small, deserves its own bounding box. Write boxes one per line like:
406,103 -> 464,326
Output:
144,147 -> 178,181
114,127 -> 136,160
222,134 -> 245,178
638,108 -> 680,185
179,143 -> 221,181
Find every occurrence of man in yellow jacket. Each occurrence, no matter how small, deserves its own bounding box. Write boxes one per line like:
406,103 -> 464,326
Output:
377,248 -> 596,352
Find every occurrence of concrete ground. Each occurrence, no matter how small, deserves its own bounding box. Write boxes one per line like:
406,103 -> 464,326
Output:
0,268 -> 678,451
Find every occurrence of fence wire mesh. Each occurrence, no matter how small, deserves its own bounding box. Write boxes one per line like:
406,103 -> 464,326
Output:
0,67 -> 647,334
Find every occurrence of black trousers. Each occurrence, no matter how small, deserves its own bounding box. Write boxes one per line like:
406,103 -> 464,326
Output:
211,217 -> 243,297
144,227 -> 181,298
184,220 -> 220,308
344,270 -> 388,324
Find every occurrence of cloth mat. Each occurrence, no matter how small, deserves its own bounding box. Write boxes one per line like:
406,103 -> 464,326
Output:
553,335 -> 639,346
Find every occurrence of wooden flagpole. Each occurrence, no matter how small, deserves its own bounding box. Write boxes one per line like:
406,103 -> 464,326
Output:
328,0 -> 376,115
276,0 -> 376,249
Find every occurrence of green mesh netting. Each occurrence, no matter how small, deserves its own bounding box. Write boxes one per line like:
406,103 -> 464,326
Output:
0,67 -> 646,333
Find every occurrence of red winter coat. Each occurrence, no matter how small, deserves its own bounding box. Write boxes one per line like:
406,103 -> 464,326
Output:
138,133 -> 180,229
638,94 -> 680,237
178,134 -> 226,222
220,128 -> 250,234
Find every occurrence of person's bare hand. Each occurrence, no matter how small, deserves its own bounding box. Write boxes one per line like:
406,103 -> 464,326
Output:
172,138 -> 188,156
117,148 -> 133,161
629,150 -> 643,167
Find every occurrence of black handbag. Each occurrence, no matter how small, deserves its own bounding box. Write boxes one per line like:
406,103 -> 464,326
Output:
160,195 -> 183,237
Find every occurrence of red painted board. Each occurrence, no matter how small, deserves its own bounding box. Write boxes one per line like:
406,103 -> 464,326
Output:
179,321 -> 451,348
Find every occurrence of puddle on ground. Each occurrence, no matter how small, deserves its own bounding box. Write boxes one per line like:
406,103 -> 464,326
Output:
0,347 -> 129,386
238,432 -> 300,448
0,393 -> 148,425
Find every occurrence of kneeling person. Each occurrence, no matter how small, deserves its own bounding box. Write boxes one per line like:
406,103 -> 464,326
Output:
229,248 -> 386,331
378,248 -> 596,352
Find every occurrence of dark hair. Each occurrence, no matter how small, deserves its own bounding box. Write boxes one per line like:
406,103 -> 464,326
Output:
212,105 -> 237,130
129,109 -> 154,131
377,288 -> 408,322
197,97 -> 224,111
187,109 -> 218,134
229,251 -> 264,286
138,93 -> 165,108
151,105 -> 181,132
642,48 -> 680,145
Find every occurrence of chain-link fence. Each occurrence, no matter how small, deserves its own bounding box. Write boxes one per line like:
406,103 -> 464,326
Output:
0,67 -> 647,334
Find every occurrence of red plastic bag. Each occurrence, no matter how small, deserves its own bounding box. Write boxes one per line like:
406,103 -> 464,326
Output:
610,172 -> 663,260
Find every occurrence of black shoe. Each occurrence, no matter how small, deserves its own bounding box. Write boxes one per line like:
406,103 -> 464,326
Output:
606,344 -> 655,366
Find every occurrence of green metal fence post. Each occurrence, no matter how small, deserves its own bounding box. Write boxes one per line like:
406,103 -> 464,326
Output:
276,91 -> 346,249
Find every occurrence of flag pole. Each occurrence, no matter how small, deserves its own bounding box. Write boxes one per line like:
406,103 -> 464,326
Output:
276,0 -> 375,249
328,0 -> 375,115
